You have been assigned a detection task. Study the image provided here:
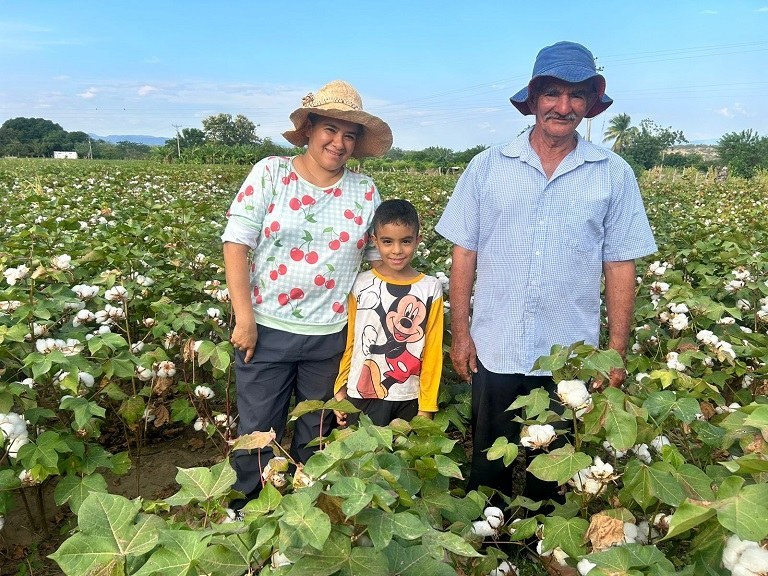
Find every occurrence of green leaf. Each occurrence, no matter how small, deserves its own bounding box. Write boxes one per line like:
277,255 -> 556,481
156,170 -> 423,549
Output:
422,528 -> 482,557
338,547 -> 390,576
527,445 -> 592,484
602,388 -> 638,450
383,540 -> 457,576
541,516 -> 588,559
326,477 -> 372,518
391,511 -> 429,540
357,508 -> 394,549
648,463 -> 686,506
279,492 -> 331,551
434,454 -> 464,479
286,530 -> 348,576
743,405 -> 768,429
663,500 -> 717,540
54,473 -> 108,514
165,460 -> 237,505
509,387 -> 551,419
245,482 -> 282,516
133,529 -> 211,576
620,459 -> 656,511
486,436 -> 519,467
673,464 -> 716,501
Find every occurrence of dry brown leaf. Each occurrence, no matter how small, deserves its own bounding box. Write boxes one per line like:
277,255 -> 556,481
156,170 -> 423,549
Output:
152,376 -> 174,396
699,401 -> 716,421
586,513 -> 625,551
153,404 -> 170,428
228,429 -> 277,451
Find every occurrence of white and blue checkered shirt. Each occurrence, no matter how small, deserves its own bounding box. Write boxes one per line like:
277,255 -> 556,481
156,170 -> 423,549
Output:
435,129 -> 657,375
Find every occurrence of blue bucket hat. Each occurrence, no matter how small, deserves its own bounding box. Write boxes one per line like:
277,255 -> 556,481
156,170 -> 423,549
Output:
510,41 -> 613,118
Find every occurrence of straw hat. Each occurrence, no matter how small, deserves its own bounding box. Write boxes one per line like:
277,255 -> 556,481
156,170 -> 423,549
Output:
510,41 -> 613,118
282,80 -> 393,158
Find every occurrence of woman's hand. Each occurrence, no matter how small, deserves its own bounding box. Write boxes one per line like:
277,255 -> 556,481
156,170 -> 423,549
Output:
230,319 -> 258,363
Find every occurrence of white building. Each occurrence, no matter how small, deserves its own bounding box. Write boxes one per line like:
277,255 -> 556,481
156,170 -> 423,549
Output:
53,151 -> 78,159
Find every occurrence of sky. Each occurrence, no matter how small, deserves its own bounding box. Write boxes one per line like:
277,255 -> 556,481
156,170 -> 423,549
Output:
2,1 -> 768,151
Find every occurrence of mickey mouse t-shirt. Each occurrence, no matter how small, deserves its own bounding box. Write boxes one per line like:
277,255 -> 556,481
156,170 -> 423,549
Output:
334,269 -> 444,412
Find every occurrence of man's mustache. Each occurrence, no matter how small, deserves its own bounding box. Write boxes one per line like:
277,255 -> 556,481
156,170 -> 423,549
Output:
544,113 -> 578,121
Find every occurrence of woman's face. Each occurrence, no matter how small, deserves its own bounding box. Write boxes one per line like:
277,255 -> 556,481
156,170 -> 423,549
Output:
303,116 -> 360,174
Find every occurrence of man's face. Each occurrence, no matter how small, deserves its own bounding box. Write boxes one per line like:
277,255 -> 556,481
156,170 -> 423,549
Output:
529,78 -> 596,140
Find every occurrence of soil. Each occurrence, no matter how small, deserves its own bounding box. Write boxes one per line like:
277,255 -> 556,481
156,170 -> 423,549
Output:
0,430 -> 224,576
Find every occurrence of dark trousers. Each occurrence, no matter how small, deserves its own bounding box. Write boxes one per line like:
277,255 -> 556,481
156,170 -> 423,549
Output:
345,397 -> 418,427
231,325 -> 345,501
467,360 -> 567,504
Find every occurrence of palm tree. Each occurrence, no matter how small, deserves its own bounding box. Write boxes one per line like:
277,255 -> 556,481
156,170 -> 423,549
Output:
603,113 -> 638,153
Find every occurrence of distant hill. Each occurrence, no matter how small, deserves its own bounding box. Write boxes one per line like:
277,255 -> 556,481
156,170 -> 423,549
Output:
89,133 -> 169,146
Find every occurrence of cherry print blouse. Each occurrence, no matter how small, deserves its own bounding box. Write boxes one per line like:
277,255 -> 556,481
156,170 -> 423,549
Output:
221,156 -> 381,335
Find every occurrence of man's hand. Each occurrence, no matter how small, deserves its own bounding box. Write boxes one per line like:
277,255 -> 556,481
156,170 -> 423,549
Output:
450,332 -> 478,382
591,366 -> 627,391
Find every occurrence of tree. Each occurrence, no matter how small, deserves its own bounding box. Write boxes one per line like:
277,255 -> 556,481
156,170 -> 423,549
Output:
620,119 -> 687,170
202,114 -> 260,146
602,113 -> 638,153
716,129 -> 768,178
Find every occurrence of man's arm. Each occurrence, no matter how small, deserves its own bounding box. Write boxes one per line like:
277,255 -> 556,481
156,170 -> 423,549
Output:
448,245 -> 478,382
603,259 -> 637,387
223,241 -> 258,363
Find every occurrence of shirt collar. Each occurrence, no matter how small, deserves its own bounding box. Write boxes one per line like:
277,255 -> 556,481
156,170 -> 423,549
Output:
502,127 -> 609,164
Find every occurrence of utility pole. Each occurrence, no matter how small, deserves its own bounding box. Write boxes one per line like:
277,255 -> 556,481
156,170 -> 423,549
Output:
172,124 -> 182,159
87,137 -> 93,159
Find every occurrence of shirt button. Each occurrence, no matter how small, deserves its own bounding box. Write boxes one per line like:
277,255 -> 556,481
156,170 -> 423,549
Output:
535,250 -> 541,256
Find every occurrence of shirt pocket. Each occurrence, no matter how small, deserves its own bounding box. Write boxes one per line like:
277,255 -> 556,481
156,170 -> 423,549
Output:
557,196 -> 608,256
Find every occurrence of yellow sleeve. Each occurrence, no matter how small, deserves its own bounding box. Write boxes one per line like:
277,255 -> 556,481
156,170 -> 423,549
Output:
333,293 -> 358,394
418,295 -> 444,412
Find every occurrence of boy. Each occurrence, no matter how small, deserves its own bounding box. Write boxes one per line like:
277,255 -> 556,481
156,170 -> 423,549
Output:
333,199 -> 444,426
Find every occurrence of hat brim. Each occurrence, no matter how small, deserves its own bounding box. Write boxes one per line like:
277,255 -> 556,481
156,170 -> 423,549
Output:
282,108 -> 393,158
509,74 -> 612,118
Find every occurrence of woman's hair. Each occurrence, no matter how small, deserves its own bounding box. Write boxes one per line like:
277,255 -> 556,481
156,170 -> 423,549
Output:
372,199 -> 420,234
306,112 -> 363,137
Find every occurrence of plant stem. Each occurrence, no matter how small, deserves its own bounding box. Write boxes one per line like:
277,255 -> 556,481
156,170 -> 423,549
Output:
19,488 -> 39,531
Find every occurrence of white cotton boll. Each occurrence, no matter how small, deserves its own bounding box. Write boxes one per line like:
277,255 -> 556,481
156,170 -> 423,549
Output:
206,307 -> 221,319
194,385 -> 214,399
471,520 -> 497,537
78,372 -> 95,388
104,285 -> 128,302
0,516 -> 4,531
131,341 -> 145,353
732,268 -> 752,281
557,380 -> 591,410
635,520 -> 656,544
570,469 -> 604,495
193,417 -> 207,432
589,457 -> 614,480
623,522 -> 639,543
520,424 -> 557,449
722,535 -> 755,570
666,351 -> 686,372
651,435 -> 671,452
136,366 -> 154,381
271,551 -> 292,568
603,440 -> 627,459
697,330 -> 719,345
725,280 -> 744,293
489,560 -> 518,576
3,264 -> 30,285
632,443 -> 652,464
737,299 -> 752,311
51,254 -> 72,270
73,309 -> 96,327
20,378 -> 35,388
670,313 -> 689,331
483,506 -> 504,529
156,360 -> 176,378
718,316 -> 737,325
738,545 -> 768,574
0,300 -> 22,313
143,317 -> 157,327
577,558 -> 597,575
214,413 -> 235,429
668,302 -> 689,314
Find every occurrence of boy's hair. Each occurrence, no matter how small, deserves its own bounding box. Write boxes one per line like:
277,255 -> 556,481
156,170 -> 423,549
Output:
372,199 -> 420,235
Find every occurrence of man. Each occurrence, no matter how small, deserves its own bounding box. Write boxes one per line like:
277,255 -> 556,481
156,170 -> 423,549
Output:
435,41 -> 657,502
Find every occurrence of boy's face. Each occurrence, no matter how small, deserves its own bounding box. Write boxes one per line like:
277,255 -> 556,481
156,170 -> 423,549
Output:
371,222 -> 421,277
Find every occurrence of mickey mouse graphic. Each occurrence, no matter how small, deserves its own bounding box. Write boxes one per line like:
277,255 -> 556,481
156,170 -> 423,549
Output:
354,277 -> 434,399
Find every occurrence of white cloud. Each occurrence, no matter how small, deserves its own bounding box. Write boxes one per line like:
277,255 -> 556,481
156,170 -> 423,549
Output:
717,107 -> 734,118
78,88 -> 98,99
145,56 -> 161,64
757,7 -> 768,12
138,85 -> 159,96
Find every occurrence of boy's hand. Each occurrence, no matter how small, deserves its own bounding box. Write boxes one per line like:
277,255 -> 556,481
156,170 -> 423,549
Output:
334,409 -> 348,427
417,410 -> 433,419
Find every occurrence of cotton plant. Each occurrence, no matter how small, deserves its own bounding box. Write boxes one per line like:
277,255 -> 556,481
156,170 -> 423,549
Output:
0,412 -> 29,458
721,534 -> 768,576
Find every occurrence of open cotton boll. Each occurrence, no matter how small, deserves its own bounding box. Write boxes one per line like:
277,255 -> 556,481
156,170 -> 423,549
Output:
483,506 -> 504,529
488,560 -> 517,576
577,558 -> 597,575
471,520 -> 497,537
557,379 -> 591,409
520,424 -> 557,449
737,545 -> 768,574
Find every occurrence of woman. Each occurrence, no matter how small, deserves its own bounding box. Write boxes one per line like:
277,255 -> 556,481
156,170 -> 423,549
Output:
221,80 -> 392,508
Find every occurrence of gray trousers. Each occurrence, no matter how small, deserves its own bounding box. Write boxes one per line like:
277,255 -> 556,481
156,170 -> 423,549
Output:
231,324 -> 345,501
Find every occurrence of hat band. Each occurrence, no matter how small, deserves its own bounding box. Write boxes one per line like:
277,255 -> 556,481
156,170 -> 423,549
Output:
301,92 -> 361,111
